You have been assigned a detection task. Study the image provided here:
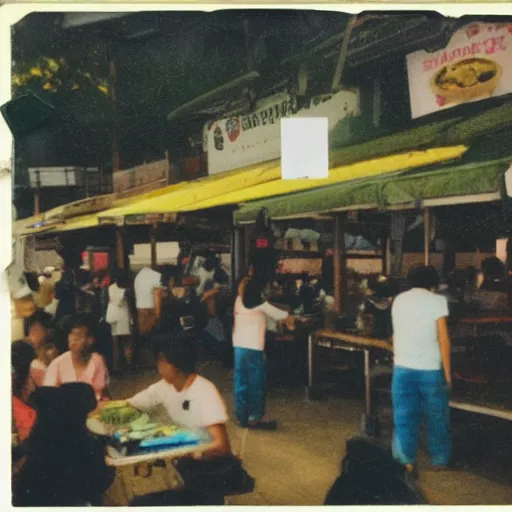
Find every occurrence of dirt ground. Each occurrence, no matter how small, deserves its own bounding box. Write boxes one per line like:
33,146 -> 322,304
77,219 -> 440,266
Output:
105,361 -> 512,506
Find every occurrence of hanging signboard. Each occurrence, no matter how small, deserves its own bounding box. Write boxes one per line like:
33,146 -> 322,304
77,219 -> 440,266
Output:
28,167 -> 98,189
204,89 -> 359,175
407,22 -> 512,119
113,158 -> 170,196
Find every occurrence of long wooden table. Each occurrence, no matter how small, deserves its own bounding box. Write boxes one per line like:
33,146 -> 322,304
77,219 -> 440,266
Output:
308,328 -> 512,425
307,329 -> 392,436
459,315 -> 512,337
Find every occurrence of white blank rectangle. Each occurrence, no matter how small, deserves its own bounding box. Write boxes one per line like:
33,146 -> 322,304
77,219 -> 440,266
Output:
281,117 -> 328,180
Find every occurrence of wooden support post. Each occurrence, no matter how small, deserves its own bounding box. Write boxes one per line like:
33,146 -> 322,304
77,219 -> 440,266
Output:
334,213 -> 347,314
231,226 -> 243,290
331,15 -> 358,92
34,169 -> 41,215
150,224 -> 158,269
243,225 -> 251,273
116,227 -> 125,270
424,208 -> 431,266
34,189 -> 40,216
385,238 -> 392,276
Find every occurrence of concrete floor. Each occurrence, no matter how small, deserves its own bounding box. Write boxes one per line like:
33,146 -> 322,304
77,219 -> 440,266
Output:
107,361 -> 512,506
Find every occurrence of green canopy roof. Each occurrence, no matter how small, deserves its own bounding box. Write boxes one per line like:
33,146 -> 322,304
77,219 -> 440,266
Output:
234,157 -> 511,224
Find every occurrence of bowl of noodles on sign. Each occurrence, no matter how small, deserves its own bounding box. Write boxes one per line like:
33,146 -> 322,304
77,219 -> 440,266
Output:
431,58 -> 502,106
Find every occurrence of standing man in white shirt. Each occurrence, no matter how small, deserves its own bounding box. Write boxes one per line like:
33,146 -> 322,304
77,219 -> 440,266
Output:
134,266 -> 164,338
391,265 -> 452,477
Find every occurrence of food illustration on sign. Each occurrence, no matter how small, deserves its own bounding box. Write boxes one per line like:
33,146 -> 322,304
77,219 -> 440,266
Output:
226,117 -> 241,142
431,58 -> 502,106
213,125 -> 224,151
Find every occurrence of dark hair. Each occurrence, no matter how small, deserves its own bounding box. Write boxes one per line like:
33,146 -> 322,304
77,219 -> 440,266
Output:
203,256 -> 217,273
26,310 -> 52,333
160,264 -> 179,285
154,333 -> 198,374
12,340 -> 36,397
243,277 -> 265,309
68,314 -> 94,337
481,257 -> 506,282
24,272 -> 40,293
407,265 -> 440,290
372,282 -> 392,298
115,269 -> 131,289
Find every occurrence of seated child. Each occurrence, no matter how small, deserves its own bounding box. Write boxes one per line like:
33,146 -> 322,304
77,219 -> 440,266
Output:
44,314 -> 110,402
126,332 -> 231,460
12,341 -> 38,444
25,311 -> 57,387
13,383 -> 115,506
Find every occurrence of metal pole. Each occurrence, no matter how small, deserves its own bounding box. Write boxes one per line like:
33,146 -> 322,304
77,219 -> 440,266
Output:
334,214 -> 347,314
150,224 -> 157,269
308,333 -> 314,389
116,227 -> 125,270
306,332 -> 319,402
364,349 -> 371,416
424,207 -> 431,266
34,169 -> 41,215
231,226 -> 243,291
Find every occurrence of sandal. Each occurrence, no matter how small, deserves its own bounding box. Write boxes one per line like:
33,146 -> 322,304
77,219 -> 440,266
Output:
404,464 -> 419,483
248,420 -> 278,430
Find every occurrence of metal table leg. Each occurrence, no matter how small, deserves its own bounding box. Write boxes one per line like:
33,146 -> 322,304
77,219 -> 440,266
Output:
361,349 -> 381,438
364,349 -> 372,417
306,333 -> 320,401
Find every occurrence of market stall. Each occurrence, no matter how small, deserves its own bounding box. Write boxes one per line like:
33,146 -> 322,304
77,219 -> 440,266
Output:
234,140 -> 512,431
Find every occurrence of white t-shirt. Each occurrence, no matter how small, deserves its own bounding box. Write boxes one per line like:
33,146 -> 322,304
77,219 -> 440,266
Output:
392,288 -> 449,371
129,375 -> 228,430
134,267 -> 162,309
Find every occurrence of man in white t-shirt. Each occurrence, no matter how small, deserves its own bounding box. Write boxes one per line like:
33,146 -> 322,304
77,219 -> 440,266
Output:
127,333 -> 231,460
391,265 -> 452,477
134,267 -> 163,337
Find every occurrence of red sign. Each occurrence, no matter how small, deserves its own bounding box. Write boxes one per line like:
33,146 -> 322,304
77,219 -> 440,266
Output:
255,237 -> 270,249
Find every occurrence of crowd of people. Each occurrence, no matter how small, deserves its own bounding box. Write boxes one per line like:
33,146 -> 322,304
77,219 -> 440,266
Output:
11,247 -> 511,505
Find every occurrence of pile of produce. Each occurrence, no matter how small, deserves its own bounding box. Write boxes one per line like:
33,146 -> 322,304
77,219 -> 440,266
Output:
98,401 -> 141,426
116,415 -> 183,442
87,400 -> 202,452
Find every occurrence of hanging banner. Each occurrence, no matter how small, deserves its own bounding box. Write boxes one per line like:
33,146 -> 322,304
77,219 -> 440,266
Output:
407,22 -> 512,119
204,89 -> 359,175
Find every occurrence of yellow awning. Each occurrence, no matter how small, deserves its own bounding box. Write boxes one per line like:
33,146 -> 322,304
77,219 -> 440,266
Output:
14,215 -> 45,236
51,213 -> 105,232
99,160 -> 280,220
101,145 -> 467,219
19,145 -> 467,233
184,146 -> 467,211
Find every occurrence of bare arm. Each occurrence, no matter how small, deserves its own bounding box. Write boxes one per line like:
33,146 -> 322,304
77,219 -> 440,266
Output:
437,317 -> 452,389
153,288 -> 162,319
195,423 -> 231,460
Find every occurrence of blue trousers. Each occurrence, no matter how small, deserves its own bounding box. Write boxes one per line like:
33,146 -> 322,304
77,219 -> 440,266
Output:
392,366 -> 451,467
234,347 -> 265,426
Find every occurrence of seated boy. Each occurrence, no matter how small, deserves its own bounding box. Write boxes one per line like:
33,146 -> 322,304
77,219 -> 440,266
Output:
127,332 -> 231,460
